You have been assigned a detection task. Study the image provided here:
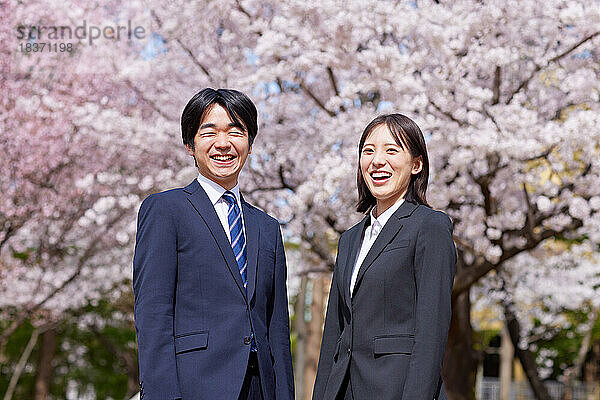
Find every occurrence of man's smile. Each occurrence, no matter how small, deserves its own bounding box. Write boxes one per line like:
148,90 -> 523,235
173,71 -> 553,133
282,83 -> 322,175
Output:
210,154 -> 236,162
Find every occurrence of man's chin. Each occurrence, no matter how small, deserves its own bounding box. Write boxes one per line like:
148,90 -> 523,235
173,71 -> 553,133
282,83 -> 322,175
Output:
209,172 -> 238,189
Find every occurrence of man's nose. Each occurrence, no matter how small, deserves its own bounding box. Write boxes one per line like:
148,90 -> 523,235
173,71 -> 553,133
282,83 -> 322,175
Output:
214,133 -> 231,149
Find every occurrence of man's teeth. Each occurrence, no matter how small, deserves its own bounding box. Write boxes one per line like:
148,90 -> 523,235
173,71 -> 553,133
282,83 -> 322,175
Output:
212,155 -> 235,161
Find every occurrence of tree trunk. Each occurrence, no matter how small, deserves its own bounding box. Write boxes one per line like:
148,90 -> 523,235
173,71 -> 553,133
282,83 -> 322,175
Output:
562,310 -> 596,400
584,341 -> 600,383
444,289 -> 479,400
303,274 -> 327,400
503,304 -> 552,400
293,276 -> 308,400
584,341 -> 600,400
34,328 -> 57,400
500,325 -> 514,400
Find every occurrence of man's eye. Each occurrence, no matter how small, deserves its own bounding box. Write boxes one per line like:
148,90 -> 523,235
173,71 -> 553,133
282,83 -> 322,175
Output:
200,131 -> 216,136
387,148 -> 398,154
230,131 -> 244,136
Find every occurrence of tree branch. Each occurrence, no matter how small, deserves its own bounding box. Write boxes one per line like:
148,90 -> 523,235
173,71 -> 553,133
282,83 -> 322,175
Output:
492,65 -> 501,105
327,67 -> 340,96
122,78 -> 173,121
506,31 -> 600,104
429,100 -> 467,127
90,325 -> 139,394
0,208 -> 129,346
150,10 -> 213,80
453,217 -> 583,296
299,81 -> 336,117
235,0 -> 252,19
562,308 -> 596,400
3,328 -> 39,400
327,66 -> 346,112
300,233 -> 335,270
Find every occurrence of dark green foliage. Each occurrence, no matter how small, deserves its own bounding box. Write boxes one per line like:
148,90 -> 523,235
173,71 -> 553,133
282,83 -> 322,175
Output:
0,293 -> 138,400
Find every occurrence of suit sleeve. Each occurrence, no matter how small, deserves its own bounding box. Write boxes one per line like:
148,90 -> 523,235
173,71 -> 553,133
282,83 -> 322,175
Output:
312,236 -> 344,400
269,226 -> 295,400
401,211 -> 456,400
133,195 -> 182,400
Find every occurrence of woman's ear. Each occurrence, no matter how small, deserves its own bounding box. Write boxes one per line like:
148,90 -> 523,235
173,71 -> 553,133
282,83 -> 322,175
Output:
411,155 -> 423,175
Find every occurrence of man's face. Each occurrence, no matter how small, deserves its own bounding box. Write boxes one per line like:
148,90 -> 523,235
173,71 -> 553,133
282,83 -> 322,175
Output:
186,104 -> 252,190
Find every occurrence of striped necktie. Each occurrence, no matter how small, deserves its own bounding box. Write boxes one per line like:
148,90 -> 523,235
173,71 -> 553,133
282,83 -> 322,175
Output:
222,191 -> 247,288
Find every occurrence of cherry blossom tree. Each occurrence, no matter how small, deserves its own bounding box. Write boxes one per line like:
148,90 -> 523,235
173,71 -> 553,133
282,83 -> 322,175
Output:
3,0 -> 600,398
1,2 -> 185,394
237,1 -> 600,398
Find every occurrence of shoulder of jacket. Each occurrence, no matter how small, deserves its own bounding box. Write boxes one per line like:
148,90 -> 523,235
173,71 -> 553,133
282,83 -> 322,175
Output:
414,205 -> 453,228
139,187 -> 187,213
340,216 -> 366,242
244,201 -> 281,228
144,187 -> 185,201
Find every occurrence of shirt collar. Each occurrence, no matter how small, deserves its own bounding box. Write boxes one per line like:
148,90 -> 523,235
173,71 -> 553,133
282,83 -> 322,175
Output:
369,197 -> 405,230
196,173 -> 241,206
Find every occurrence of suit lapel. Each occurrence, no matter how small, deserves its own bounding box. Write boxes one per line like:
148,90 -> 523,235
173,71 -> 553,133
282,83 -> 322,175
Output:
352,201 -> 418,296
184,180 -> 247,300
343,216 -> 369,308
241,198 -> 259,303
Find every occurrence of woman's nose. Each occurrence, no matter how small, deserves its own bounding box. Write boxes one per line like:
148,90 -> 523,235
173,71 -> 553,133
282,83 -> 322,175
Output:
372,150 -> 386,166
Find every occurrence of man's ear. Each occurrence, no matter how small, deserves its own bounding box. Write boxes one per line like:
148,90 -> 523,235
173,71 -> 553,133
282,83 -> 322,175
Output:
411,156 -> 423,175
185,144 -> 194,156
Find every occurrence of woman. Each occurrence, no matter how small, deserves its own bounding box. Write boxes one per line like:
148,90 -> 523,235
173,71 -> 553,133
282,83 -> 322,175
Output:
313,114 -> 456,400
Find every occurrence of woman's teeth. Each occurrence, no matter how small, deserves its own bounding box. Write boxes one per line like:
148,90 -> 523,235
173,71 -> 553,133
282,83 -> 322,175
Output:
371,171 -> 391,181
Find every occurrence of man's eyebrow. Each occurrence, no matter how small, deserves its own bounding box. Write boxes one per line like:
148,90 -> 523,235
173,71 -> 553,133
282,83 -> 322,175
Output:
228,122 -> 246,131
198,122 -> 246,130
199,123 -> 216,130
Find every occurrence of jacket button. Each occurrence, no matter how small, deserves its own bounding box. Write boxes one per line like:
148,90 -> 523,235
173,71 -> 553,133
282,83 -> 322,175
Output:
244,336 -> 252,345
347,348 -> 351,356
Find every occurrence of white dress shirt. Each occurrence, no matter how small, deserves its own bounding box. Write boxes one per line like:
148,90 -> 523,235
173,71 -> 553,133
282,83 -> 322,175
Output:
350,198 -> 405,297
196,173 -> 246,244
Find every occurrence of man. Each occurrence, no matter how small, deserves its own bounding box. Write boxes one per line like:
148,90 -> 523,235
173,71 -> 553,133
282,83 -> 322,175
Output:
133,88 -> 294,400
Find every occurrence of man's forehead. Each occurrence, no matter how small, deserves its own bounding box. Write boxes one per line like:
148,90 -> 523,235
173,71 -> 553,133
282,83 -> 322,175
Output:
199,104 -> 246,130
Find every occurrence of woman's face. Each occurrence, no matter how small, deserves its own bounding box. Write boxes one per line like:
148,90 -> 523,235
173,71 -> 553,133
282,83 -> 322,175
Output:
360,124 -> 422,213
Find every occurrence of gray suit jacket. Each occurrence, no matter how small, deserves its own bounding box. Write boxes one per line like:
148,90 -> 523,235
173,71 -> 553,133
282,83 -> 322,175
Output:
313,201 -> 456,400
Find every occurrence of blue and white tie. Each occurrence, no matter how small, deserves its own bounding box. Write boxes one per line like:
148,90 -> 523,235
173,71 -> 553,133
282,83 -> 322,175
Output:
222,191 -> 247,288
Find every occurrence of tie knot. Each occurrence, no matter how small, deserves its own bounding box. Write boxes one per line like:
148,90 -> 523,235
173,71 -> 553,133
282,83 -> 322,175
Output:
222,191 -> 237,206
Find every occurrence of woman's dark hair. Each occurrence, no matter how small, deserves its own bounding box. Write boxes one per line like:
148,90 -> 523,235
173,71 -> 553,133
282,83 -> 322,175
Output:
181,88 -> 258,148
356,113 -> 430,213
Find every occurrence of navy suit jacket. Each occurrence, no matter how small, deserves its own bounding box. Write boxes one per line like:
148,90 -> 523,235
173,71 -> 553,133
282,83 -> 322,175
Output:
133,180 -> 294,400
313,201 -> 456,400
